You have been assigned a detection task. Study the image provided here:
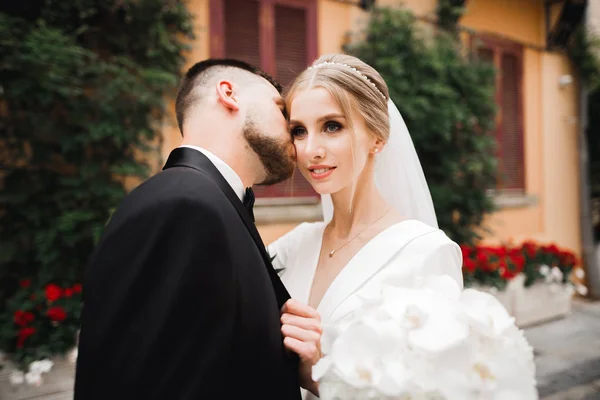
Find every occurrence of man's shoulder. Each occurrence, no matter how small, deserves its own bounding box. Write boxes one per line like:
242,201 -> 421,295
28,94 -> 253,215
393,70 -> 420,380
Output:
114,167 -> 227,221
137,167 -> 221,201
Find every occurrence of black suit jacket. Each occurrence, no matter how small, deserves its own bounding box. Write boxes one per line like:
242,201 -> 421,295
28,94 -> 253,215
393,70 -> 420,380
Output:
74,147 -> 301,399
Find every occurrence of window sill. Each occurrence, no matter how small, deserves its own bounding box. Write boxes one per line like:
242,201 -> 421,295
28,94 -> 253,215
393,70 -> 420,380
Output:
490,191 -> 538,210
254,197 -> 323,224
253,191 -> 539,224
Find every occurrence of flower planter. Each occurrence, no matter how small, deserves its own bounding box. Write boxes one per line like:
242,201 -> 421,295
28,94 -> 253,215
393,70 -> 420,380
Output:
0,357 -> 74,400
471,274 -> 524,314
511,274 -> 573,328
470,284 -> 514,313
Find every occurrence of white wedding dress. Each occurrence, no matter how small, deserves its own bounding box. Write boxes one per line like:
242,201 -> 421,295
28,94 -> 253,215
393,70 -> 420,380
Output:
268,219 -> 464,400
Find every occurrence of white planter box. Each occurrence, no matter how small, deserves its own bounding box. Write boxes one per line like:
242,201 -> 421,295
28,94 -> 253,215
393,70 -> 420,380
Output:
470,274 -> 573,328
471,285 -> 513,313
0,357 -> 74,400
511,274 -> 573,328
470,277 -> 521,314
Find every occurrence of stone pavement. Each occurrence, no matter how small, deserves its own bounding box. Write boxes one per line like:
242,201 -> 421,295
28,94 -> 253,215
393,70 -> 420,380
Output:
525,298 -> 600,399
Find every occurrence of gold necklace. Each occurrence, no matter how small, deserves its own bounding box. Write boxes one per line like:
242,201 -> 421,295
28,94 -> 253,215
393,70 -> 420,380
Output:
327,207 -> 392,258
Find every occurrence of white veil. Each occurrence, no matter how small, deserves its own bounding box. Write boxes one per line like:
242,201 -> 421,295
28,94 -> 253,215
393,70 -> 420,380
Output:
321,99 -> 438,228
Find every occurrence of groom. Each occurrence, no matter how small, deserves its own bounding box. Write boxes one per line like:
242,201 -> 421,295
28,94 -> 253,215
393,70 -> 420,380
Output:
74,59 -> 313,399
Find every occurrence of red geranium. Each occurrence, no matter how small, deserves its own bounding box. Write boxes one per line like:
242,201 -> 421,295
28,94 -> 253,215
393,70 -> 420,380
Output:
73,284 -> 82,294
13,310 -> 35,327
20,279 -> 31,288
45,284 -> 62,302
464,258 -> 476,273
16,327 -> 36,348
47,306 -> 67,322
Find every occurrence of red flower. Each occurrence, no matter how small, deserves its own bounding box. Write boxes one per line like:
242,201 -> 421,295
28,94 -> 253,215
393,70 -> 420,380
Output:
17,327 -> 36,348
47,306 -> 67,322
20,279 -> 31,288
64,288 -> 74,298
460,245 -> 471,260
522,241 -> 537,258
511,254 -> 526,270
476,251 -> 488,264
463,258 -> 476,273
13,310 -> 35,327
45,284 -> 62,302
73,284 -> 82,294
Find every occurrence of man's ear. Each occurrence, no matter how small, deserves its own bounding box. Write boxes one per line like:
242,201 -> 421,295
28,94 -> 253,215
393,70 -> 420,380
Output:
216,80 -> 240,111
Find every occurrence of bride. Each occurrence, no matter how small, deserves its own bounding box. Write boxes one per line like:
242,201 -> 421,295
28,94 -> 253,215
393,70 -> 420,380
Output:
272,54 -> 464,399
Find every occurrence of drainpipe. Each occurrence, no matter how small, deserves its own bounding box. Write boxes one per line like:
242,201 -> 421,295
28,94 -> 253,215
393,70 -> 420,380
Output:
579,5 -> 600,299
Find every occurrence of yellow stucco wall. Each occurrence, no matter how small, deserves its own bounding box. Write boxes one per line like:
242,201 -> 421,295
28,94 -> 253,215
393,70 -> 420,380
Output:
160,0 -> 211,165
157,0 -> 581,254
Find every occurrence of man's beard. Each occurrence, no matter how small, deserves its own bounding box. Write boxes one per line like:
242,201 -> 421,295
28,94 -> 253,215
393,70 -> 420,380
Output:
243,120 -> 295,186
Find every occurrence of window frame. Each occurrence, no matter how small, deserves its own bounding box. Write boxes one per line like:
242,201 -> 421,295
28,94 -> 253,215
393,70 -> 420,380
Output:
209,0 -> 319,202
209,0 -> 318,79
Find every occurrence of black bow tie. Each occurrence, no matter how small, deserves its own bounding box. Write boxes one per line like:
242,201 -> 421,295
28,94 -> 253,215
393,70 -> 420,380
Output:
243,187 -> 255,221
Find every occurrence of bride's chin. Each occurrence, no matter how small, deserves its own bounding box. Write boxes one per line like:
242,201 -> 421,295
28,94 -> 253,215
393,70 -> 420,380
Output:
310,183 -> 337,196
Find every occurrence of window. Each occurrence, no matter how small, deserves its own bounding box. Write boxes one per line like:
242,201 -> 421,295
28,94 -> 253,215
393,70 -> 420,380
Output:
475,36 -> 525,192
210,0 -> 318,199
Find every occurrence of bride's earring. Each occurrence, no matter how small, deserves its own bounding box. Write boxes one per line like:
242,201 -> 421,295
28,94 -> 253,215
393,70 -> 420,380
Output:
373,148 -> 380,154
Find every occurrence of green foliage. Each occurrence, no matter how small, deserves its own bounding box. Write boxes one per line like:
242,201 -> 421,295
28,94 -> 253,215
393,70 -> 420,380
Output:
0,0 -> 193,362
345,7 -> 497,245
569,26 -> 600,90
436,0 -> 467,35
568,26 -> 600,241
589,89 -> 600,242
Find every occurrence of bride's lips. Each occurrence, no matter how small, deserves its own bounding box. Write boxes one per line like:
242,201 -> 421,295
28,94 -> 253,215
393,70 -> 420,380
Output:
308,165 -> 336,180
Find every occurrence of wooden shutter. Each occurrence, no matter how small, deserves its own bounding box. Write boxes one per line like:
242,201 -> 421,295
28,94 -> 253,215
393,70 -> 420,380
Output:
498,52 -> 524,190
475,36 -> 524,191
223,0 -> 260,67
274,5 -> 307,87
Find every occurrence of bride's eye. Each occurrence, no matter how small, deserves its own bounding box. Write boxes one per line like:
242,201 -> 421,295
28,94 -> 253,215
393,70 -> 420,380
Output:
324,121 -> 342,133
290,126 -> 307,138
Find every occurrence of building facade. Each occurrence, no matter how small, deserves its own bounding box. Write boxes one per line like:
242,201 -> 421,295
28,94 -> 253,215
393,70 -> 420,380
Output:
159,0 -> 583,255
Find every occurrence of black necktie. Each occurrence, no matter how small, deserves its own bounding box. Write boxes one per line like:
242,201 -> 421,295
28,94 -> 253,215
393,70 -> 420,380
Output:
243,187 -> 255,221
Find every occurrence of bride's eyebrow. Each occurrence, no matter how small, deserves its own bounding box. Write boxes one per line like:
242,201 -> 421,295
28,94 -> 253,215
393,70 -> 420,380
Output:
317,114 -> 345,124
288,113 -> 346,126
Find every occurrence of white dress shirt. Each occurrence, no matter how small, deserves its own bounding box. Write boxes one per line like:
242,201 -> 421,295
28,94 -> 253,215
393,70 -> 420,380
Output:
179,145 -> 245,201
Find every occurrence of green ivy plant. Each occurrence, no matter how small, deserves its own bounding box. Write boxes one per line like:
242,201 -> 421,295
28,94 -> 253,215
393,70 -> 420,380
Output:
436,0 -> 467,35
0,0 -> 193,366
345,6 -> 498,245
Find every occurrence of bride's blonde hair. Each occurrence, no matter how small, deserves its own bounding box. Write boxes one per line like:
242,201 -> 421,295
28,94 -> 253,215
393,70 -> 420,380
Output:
285,53 -> 391,142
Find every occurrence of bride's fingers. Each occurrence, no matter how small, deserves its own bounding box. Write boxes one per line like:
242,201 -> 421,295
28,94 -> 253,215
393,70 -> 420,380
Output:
281,299 -> 321,321
280,313 -> 323,333
282,323 -> 321,344
283,336 -> 320,362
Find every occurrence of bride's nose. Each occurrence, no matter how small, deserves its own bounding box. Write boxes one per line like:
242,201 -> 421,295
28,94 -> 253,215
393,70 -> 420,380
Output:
305,132 -> 325,160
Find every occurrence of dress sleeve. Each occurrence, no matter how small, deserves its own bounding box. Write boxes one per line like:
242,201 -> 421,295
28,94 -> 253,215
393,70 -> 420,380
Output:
410,230 -> 464,289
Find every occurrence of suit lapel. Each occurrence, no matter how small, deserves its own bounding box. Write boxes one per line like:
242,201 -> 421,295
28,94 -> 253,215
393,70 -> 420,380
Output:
163,147 -> 291,309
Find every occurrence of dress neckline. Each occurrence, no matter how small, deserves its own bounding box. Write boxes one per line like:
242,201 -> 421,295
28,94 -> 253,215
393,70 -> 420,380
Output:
306,219 -> 422,310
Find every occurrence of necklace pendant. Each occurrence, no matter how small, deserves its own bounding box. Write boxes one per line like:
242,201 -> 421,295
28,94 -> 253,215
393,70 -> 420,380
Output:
328,250 -> 335,258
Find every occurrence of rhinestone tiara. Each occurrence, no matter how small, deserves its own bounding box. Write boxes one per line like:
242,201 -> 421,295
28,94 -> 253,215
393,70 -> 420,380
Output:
308,61 -> 387,100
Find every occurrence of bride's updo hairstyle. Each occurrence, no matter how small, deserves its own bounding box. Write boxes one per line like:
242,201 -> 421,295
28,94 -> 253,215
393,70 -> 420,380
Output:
285,53 -> 390,142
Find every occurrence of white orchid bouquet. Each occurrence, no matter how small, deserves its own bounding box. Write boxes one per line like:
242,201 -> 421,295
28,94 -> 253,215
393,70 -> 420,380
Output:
312,274 -> 537,400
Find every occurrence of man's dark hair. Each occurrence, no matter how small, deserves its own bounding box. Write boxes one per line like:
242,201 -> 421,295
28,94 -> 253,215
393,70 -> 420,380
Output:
175,58 -> 282,135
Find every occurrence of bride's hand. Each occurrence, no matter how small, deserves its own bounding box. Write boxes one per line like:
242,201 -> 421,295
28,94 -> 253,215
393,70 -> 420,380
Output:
280,298 -> 322,396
